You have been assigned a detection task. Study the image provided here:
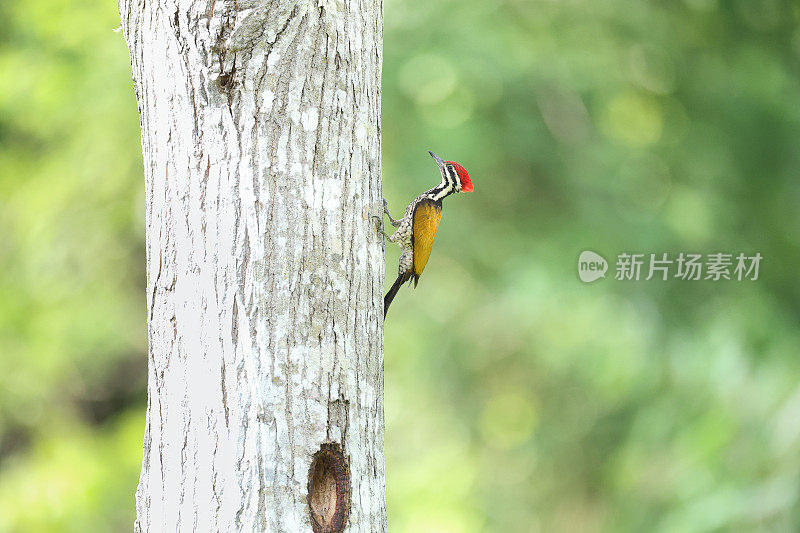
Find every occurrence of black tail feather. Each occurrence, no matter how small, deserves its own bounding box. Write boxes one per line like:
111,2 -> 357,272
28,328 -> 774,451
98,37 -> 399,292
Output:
384,271 -> 411,319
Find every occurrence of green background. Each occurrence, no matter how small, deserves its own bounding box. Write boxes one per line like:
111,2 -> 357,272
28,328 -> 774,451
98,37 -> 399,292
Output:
2,0 -> 800,531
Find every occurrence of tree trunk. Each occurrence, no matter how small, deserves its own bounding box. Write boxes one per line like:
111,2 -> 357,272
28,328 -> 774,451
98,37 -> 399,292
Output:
119,1 -> 385,531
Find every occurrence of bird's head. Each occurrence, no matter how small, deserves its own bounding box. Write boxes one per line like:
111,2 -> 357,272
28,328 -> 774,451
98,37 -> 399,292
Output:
429,151 -> 474,193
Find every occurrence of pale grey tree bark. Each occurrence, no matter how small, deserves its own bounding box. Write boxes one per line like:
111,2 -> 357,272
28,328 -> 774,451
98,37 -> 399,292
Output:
119,0 -> 385,531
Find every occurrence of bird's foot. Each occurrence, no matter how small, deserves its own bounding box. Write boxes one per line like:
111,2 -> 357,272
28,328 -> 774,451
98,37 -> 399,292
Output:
372,215 -> 390,239
382,198 -> 402,227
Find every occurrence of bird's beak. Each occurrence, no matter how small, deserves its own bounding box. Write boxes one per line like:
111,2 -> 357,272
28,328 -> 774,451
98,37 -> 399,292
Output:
428,150 -> 446,171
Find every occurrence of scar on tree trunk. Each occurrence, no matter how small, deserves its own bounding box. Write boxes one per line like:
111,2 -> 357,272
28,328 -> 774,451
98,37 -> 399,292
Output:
307,443 -> 351,533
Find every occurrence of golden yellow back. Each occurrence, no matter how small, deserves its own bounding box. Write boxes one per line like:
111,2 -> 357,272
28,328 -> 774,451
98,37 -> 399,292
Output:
412,199 -> 443,283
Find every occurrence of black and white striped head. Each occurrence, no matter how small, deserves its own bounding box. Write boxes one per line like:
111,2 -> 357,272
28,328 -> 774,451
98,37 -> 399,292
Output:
429,151 -> 474,195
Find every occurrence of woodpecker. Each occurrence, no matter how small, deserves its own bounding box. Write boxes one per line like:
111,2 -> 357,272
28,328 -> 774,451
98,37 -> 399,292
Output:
377,151 -> 474,318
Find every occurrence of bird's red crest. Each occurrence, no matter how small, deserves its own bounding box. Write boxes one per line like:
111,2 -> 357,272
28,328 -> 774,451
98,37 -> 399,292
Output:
448,161 -> 473,192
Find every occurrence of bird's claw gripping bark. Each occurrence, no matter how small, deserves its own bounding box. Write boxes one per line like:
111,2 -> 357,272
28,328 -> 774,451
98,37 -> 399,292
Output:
372,215 -> 390,239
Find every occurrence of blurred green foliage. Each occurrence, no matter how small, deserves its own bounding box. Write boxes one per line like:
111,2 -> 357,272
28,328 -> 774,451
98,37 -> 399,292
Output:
1,0 -> 146,529
1,0 -> 799,531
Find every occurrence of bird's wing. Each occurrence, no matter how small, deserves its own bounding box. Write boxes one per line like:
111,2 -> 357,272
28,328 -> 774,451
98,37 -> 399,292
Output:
412,198 -> 443,285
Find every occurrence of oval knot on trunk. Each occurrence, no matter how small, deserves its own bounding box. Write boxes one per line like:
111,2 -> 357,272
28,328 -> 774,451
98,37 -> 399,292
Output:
307,442 -> 350,533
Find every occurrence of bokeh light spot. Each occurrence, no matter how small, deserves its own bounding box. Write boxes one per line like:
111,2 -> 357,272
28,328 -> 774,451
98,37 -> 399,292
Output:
399,54 -> 458,106
479,391 -> 539,449
417,87 -> 476,128
600,91 -> 663,147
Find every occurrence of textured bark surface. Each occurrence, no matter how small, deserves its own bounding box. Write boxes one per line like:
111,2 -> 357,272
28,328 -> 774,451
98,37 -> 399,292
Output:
119,0 -> 385,530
